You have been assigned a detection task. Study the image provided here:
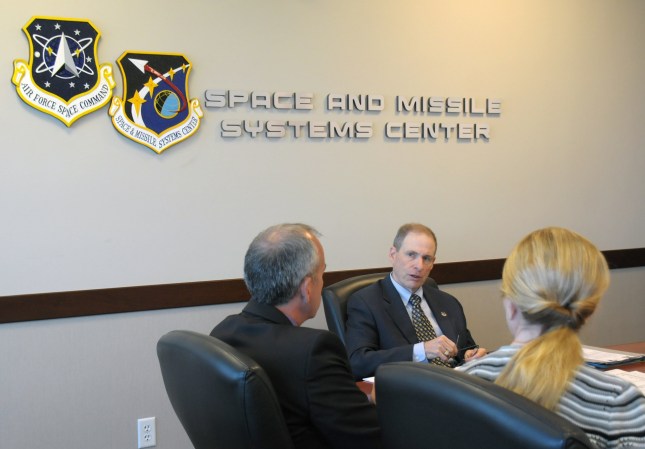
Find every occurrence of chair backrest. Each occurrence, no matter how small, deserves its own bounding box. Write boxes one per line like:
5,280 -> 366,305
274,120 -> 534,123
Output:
322,272 -> 438,346
375,362 -> 594,449
157,330 -> 294,449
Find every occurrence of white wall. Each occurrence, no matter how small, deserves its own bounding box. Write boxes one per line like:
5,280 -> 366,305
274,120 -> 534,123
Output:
1,1 -> 644,448
1,0 -> 644,296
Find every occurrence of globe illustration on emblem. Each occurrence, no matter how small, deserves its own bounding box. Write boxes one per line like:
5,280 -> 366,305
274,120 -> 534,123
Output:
155,90 -> 180,119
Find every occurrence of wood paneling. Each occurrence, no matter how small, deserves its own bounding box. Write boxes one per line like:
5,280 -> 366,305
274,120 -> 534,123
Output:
1,248 -> 642,324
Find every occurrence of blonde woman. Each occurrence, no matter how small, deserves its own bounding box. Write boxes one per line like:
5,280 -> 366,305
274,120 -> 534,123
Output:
457,227 -> 645,448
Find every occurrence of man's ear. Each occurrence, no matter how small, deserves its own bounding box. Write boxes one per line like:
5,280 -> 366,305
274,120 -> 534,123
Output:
299,276 -> 312,303
388,246 -> 397,262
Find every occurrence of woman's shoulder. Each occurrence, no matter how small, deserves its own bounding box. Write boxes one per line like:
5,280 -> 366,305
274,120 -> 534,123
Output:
456,344 -> 520,379
572,364 -> 645,402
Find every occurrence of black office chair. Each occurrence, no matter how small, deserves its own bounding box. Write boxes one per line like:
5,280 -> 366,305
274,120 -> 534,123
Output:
375,362 -> 593,449
322,272 -> 438,346
157,330 -> 294,449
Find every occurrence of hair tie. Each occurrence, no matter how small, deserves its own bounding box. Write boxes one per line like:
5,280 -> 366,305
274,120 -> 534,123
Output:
566,310 -> 584,330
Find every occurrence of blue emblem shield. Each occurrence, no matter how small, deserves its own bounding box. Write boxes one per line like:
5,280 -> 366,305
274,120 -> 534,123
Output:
12,16 -> 114,126
109,51 -> 202,153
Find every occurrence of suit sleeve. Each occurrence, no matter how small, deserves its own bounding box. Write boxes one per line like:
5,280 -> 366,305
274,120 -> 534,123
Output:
345,292 -> 415,379
305,332 -> 381,449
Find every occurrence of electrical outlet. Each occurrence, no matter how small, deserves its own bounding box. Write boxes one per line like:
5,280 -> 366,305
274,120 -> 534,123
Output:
137,417 -> 156,448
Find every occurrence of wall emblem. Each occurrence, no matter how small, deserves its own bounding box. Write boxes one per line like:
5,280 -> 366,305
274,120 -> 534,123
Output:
109,52 -> 202,154
12,16 -> 115,127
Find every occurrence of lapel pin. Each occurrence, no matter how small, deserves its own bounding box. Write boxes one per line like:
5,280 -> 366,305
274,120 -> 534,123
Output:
441,311 -> 448,317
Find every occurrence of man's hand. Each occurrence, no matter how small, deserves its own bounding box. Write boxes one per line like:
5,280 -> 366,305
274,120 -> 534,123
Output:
464,347 -> 487,361
423,335 -> 457,362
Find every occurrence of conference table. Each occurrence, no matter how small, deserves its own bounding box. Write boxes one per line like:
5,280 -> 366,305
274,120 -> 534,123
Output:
605,341 -> 645,373
357,341 -> 645,395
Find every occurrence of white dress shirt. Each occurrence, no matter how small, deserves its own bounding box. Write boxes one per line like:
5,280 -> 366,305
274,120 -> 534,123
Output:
390,274 -> 444,362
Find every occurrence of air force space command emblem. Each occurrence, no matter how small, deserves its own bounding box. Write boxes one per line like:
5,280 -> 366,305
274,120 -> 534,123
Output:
109,52 -> 203,153
12,16 -> 115,127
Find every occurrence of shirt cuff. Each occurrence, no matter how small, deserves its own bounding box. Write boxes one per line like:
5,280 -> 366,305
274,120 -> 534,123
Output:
413,342 -> 427,362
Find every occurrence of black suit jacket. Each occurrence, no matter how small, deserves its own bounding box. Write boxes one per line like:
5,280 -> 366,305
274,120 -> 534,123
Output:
210,300 -> 380,449
345,275 -> 477,379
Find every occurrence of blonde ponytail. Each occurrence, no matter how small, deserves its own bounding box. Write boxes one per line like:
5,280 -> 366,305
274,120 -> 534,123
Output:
496,327 -> 582,410
497,227 -> 609,410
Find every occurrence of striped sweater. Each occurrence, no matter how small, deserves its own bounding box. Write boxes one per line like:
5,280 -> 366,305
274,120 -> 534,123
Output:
456,344 -> 645,448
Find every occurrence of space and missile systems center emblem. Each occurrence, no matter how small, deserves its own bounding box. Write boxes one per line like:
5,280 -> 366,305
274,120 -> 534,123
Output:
109,52 -> 203,154
12,16 -> 115,126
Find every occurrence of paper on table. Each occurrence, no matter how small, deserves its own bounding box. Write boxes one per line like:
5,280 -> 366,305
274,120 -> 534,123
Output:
582,346 -> 645,364
604,369 -> 645,395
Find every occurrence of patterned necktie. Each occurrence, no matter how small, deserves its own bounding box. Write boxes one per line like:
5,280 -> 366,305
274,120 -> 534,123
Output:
409,294 -> 450,367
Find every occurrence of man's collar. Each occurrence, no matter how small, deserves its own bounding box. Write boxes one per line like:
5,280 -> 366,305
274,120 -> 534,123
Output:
389,273 -> 424,302
243,300 -> 295,325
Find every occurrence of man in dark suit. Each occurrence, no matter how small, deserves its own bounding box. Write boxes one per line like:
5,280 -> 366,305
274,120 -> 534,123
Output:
211,223 -> 380,449
346,223 -> 486,379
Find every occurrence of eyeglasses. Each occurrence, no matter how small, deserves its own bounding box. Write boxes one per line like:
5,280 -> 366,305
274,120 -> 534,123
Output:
447,344 -> 480,367
455,334 -> 479,354
459,344 -> 479,353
